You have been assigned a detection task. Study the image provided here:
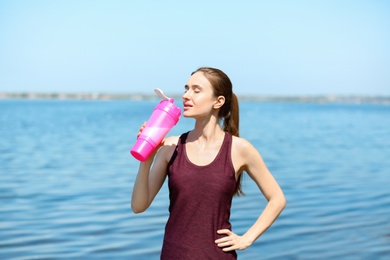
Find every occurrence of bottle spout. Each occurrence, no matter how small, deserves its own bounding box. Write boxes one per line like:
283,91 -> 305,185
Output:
154,88 -> 170,101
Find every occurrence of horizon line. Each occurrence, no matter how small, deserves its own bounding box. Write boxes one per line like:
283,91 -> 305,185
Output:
1,92 -> 389,104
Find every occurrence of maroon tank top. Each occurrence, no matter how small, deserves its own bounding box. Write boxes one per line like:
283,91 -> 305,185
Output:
161,132 -> 238,259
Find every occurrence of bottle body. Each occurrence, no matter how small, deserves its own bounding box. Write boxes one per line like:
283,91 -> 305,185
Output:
131,99 -> 181,161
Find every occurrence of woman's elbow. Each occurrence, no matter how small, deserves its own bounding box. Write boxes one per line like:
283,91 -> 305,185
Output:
131,202 -> 147,214
279,194 -> 287,211
270,193 -> 286,212
131,208 -> 144,214
281,197 -> 287,210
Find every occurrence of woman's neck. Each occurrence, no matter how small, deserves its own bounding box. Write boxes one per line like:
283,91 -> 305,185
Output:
189,116 -> 224,144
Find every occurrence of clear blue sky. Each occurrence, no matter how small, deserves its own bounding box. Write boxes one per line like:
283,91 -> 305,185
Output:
0,0 -> 389,96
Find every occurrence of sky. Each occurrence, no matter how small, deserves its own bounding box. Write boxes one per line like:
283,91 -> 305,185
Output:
0,0 -> 389,96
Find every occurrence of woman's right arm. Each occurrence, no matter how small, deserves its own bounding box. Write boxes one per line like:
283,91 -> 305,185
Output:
131,136 -> 178,214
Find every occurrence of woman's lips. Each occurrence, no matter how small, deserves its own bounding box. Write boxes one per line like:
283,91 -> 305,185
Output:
183,103 -> 192,109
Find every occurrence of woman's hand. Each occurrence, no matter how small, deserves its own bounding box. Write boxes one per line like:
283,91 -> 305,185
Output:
215,229 -> 252,252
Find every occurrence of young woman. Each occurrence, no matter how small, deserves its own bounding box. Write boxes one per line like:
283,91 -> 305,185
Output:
131,67 -> 286,259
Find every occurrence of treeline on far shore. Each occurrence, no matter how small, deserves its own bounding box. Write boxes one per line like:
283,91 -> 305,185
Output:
0,92 -> 389,104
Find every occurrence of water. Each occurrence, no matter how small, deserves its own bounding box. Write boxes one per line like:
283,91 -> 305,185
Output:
1,100 -> 389,259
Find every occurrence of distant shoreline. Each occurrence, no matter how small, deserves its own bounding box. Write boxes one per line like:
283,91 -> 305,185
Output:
0,92 -> 389,104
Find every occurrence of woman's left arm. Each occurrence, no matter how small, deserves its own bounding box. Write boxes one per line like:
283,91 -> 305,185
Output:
215,138 -> 286,251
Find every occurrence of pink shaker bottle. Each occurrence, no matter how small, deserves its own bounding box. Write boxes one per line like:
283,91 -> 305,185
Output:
130,98 -> 181,161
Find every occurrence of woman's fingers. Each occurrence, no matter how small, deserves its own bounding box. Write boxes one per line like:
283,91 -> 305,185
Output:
215,229 -> 250,251
215,229 -> 234,247
217,240 -> 234,248
217,229 -> 231,235
137,122 -> 147,138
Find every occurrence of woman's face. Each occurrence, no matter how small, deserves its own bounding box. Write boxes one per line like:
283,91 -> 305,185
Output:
182,71 -> 218,118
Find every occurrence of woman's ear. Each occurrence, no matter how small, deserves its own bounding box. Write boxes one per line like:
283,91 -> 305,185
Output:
213,96 -> 225,109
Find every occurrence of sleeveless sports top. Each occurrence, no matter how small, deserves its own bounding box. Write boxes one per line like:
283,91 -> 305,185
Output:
161,132 -> 238,259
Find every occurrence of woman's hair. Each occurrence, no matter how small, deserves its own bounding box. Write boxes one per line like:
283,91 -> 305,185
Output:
191,67 -> 243,195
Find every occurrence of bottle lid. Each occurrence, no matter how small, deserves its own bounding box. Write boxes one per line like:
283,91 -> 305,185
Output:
156,99 -> 182,121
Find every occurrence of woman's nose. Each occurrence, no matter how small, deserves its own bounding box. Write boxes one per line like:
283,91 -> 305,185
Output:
182,90 -> 190,99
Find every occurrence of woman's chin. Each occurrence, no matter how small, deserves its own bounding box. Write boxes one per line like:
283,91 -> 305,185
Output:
182,111 -> 194,118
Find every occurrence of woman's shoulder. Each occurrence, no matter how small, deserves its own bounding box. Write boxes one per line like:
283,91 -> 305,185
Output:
231,135 -> 257,156
164,131 -> 190,146
232,136 -> 260,160
163,135 -> 181,146
230,136 -> 263,172
157,135 -> 181,163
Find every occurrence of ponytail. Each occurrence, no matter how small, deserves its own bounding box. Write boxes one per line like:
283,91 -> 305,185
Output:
223,93 -> 239,137
223,93 -> 243,196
